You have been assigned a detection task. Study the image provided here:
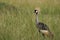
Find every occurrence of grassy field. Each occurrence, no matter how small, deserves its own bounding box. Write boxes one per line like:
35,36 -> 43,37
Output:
0,0 -> 60,40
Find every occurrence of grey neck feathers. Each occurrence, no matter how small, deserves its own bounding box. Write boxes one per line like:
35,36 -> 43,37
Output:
36,14 -> 39,24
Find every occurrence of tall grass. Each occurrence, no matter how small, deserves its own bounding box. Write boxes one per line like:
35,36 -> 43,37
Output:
0,0 -> 60,40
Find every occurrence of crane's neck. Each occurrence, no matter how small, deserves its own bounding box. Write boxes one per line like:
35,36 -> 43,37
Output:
36,14 -> 39,24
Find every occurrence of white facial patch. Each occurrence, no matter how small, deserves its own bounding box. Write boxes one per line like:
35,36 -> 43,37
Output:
36,11 -> 38,13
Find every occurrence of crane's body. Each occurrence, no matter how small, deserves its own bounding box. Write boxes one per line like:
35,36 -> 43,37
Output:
36,22 -> 51,37
34,9 -> 53,39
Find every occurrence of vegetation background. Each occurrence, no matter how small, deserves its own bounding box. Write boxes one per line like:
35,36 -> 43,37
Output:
0,0 -> 60,40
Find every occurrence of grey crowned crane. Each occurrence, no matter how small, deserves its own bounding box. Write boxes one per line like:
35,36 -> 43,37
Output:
34,8 -> 54,39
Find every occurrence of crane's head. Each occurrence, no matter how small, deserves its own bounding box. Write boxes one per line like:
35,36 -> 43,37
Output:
34,7 -> 40,15
34,10 -> 38,15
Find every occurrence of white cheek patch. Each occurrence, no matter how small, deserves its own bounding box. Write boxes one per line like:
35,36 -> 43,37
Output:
36,11 -> 38,13
40,30 -> 49,33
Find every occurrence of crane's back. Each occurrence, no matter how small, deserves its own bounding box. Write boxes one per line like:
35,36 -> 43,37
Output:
36,22 -> 49,30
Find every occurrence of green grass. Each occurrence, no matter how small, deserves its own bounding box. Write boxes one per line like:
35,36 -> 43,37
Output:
0,0 -> 60,40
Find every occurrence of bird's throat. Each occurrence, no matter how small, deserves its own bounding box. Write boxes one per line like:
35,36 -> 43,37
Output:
36,14 -> 39,24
